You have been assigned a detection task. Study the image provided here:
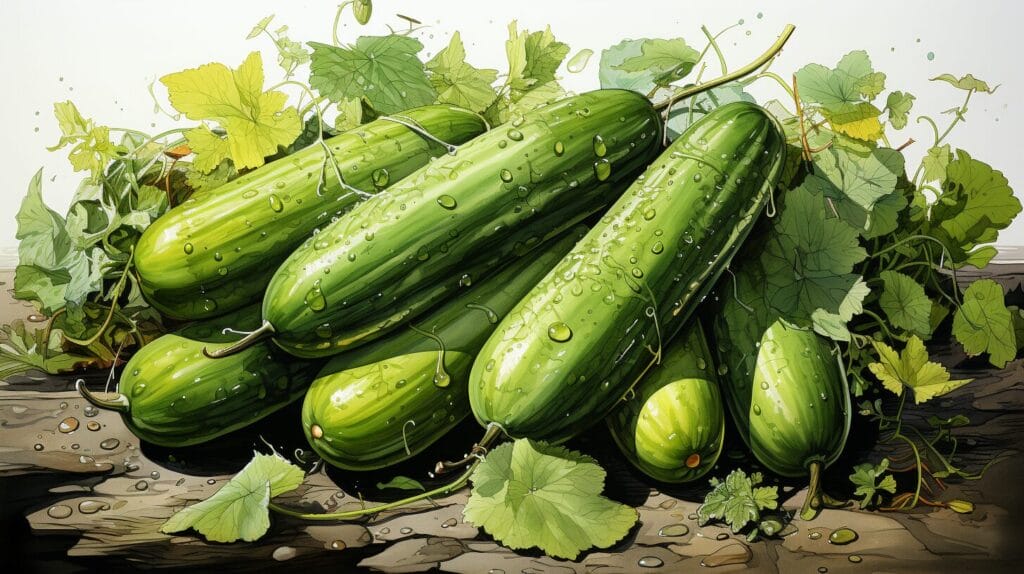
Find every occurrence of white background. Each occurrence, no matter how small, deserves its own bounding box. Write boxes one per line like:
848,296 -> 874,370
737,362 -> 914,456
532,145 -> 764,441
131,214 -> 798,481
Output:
1,0 -> 1022,261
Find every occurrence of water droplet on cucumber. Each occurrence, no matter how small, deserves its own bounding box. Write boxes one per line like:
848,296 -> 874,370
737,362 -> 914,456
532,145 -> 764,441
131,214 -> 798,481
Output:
437,194 -> 458,209
372,168 -> 390,187
499,169 -> 514,182
553,141 -> 565,156
547,322 -> 573,342
594,159 -> 611,181
506,129 -> 523,141
269,194 -> 284,212
593,134 -> 607,157
183,243 -> 194,254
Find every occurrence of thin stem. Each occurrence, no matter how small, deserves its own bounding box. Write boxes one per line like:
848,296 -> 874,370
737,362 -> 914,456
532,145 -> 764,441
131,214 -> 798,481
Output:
62,248 -> 135,348
269,462 -> 477,521
800,460 -> 824,520
332,1 -> 353,47
744,71 -> 796,100
653,24 -> 796,113
936,90 -> 974,145
701,25 -> 728,75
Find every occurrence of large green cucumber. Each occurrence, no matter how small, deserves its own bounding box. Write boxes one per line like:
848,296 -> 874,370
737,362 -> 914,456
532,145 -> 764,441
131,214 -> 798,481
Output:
710,261 -> 850,518
301,227 -> 585,470
606,322 -> 724,483
258,90 -> 662,358
469,101 -> 785,443
135,105 -> 488,320
77,306 -> 321,446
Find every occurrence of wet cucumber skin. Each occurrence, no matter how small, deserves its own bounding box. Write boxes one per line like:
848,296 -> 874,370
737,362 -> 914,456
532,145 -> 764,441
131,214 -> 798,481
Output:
135,105 -> 487,320
607,323 -> 725,483
115,306 -> 322,447
711,265 -> 851,477
302,229 -> 584,470
470,102 -> 785,443
265,90 -> 662,358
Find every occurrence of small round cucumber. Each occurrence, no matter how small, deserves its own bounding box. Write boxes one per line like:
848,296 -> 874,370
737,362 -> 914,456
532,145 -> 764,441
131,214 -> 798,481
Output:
607,323 -> 724,483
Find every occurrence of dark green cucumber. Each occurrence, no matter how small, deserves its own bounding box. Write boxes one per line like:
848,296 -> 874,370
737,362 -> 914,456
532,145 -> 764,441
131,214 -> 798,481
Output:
260,90 -> 662,358
77,306 -> 321,446
302,227 -> 585,470
710,261 -> 850,518
470,101 -> 785,442
135,105 -> 488,320
606,322 -> 724,483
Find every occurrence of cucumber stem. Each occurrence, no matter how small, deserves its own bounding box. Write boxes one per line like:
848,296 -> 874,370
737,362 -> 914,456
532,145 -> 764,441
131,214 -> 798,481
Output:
76,379 -> 130,413
653,24 -> 796,113
202,320 -> 275,358
434,422 -> 505,475
800,460 -> 824,521
269,460 -> 478,521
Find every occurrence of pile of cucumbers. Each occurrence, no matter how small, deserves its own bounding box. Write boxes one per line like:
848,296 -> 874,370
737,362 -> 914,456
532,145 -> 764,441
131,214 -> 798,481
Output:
79,89 -> 850,516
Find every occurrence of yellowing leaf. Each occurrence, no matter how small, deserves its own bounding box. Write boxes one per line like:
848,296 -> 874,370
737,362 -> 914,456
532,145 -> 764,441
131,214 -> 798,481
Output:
47,101 -> 124,180
161,453 -> 304,542
463,439 -> 637,560
869,336 -> 972,403
161,52 -> 302,172
821,102 -> 884,141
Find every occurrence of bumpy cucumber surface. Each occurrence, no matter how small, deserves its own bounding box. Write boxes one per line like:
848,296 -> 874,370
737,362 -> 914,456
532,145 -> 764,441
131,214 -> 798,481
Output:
264,90 -> 662,358
470,101 -> 785,443
135,105 -> 488,320
302,228 -> 585,470
711,264 -> 851,478
606,323 -> 724,483
79,306 -> 321,446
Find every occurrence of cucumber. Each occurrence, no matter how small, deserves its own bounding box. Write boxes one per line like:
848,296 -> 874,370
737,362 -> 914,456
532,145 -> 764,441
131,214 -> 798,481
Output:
710,261 -> 851,518
256,90 -> 662,358
135,105 -> 488,320
469,101 -> 785,443
77,306 -> 321,446
301,227 -> 585,470
607,322 -> 724,483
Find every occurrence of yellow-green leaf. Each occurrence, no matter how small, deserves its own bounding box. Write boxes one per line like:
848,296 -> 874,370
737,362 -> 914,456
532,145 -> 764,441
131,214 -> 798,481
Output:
869,336 -> 972,403
161,52 -> 302,172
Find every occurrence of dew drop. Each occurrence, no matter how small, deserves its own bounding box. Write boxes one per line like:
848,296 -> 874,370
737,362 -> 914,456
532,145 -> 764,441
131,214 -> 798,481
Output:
593,134 -> 607,157
547,322 -> 573,342
651,241 -> 664,254
594,159 -> 611,181
829,527 -> 858,545
658,523 -> 689,537
269,194 -> 284,212
499,168 -> 514,182
437,195 -> 458,209
553,141 -> 565,156
638,556 -> 664,568
100,438 -> 120,450
47,505 -> 73,519
752,404 -> 762,416
183,243 -> 194,255
58,417 -> 79,433
372,168 -> 390,187
506,129 -> 523,141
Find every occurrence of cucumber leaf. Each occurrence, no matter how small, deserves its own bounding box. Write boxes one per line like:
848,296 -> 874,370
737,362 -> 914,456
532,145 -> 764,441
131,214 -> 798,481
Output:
868,335 -> 972,403
47,101 -> 125,181
760,183 -> 867,321
427,31 -> 499,113
161,52 -> 303,171
613,38 -> 699,87
309,36 -> 436,114
885,91 -> 915,129
931,73 -> 996,93
463,439 -> 636,560
161,453 -> 304,543
878,270 -> 933,338
376,476 -> 426,492
505,22 -> 570,95
698,469 -> 778,536
952,279 -> 1017,368
849,458 -> 897,509
599,39 -> 657,94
